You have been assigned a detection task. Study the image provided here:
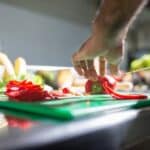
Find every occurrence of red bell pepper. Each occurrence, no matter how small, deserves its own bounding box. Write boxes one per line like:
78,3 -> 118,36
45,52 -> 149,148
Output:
5,80 -> 61,101
102,81 -> 147,100
85,75 -> 116,94
85,75 -> 147,100
85,79 -> 103,94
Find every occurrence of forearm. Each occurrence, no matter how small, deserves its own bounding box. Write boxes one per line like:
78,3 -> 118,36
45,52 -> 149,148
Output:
94,0 -> 148,38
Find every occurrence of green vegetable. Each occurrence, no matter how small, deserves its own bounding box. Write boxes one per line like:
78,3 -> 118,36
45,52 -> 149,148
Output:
130,59 -> 144,71
141,54 -> 150,67
130,54 -> 150,71
32,75 -> 44,85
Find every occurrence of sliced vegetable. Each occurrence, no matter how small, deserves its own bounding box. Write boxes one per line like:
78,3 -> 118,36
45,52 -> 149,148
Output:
85,80 -> 103,94
62,87 -> 70,94
85,75 -> 116,94
5,80 -> 51,101
102,81 -> 147,100
99,76 -> 147,100
98,75 -> 116,89
5,80 -> 67,101
32,75 -> 44,85
85,75 -> 147,100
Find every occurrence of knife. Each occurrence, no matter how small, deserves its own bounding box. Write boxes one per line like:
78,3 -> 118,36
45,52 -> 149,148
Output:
125,67 -> 150,75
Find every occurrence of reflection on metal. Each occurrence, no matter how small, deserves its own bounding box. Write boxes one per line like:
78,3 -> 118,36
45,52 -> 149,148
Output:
0,114 -> 8,137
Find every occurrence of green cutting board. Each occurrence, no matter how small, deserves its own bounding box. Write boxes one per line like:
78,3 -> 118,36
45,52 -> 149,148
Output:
0,95 -> 149,121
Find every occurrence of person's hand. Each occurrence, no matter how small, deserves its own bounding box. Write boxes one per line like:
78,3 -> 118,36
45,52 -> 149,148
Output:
72,21 -> 125,80
72,0 -> 147,80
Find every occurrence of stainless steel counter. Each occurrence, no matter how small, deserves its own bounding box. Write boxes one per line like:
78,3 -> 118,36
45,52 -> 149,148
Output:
0,108 -> 150,150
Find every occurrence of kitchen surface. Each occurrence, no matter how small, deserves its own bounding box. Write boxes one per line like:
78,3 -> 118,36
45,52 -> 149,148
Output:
0,0 -> 149,150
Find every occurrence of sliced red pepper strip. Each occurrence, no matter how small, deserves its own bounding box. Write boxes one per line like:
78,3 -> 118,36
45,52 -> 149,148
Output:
62,87 -> 70,94
5,80 -> 60,101
103,82 -> 147,100
98,76 -> 116,89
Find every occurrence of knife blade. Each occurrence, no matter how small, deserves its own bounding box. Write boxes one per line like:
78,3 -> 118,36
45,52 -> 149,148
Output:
125,67 -> 150,75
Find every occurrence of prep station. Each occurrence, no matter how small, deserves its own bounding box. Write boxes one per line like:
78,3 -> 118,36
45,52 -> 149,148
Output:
0,65 -> 149,150
0,0 -> 150,150
0,91 -> 150,150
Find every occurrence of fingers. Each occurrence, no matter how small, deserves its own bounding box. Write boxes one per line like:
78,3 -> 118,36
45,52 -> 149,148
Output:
99,56 -> 107,76
86,60 -> 97,80
74,63 -> 83,76
73,58 -> 120,80
105,47 -> 122,76
99,57 -> 119,76
80,60 -> 87,76
73,59 -> 97,80
110,64 -> 119,75
72,40 -> 123,78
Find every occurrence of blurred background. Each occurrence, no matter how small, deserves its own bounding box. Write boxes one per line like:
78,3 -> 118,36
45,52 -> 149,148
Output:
0,0 -> 97,66
0,0 -> 149,70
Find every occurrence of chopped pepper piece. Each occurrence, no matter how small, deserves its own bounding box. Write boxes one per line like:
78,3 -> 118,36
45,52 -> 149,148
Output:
5,80 -> 62,101
85,75 -> 116,94
102,81 -> 147,100
85,75 -> 147,100
85,80 -> 103,94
